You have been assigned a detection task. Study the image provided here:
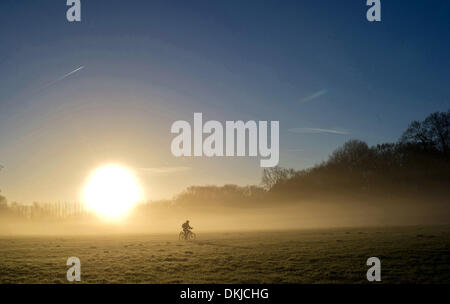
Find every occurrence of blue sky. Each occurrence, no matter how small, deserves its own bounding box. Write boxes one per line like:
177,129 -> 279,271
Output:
0,0 -> 449,202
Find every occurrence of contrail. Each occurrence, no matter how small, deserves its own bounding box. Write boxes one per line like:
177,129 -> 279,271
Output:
288,127 -> 349,135
40,66 -> 84,90
57,66 -> 84,81
300,89 -> 328,104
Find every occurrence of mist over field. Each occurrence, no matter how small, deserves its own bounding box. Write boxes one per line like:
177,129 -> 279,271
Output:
1,195 -> 449,236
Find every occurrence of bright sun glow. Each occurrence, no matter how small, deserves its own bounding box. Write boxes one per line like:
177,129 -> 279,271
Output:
82,164 -> 143,220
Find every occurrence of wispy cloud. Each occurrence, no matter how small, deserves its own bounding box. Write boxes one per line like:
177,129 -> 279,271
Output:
40,66 -> 84,90
288,127 -> 350,135
137,166 -> 191,175
300,89 -> 328,104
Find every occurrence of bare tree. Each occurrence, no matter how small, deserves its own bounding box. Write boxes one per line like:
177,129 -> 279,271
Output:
424,110 -> 450,154
401,120 -> 433,150
328,139 -> 372,171
400,110 -> 449,154
261,167 -> 296,190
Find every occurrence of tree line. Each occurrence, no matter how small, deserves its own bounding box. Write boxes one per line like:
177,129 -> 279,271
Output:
263,110 -> 450,200
169,110 -> 450,205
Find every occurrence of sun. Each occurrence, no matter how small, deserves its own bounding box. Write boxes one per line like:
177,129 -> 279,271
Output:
82,164 -> 143,220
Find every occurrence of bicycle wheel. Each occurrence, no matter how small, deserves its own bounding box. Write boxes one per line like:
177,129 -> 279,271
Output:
188,232 -> 196,240
179,231 -> 185,240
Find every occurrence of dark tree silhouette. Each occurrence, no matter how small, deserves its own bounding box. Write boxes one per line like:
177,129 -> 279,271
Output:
401,110 -> 450,154
259,110 -> 450,199
261,167 -> 296,190
328,140 -> 372,171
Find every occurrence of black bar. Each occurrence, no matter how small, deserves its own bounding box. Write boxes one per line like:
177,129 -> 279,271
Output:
0,284 -> 445,303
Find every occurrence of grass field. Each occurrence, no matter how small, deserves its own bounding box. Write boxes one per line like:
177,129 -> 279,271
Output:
1,225 -> 449,283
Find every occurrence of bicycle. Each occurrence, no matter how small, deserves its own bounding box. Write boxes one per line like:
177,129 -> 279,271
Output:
179,230 -> 196,241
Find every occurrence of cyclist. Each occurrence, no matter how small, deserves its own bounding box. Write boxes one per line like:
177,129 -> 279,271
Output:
182,220 -> 193,239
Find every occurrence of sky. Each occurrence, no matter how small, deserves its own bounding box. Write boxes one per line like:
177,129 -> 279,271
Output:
0,0 -> 449,203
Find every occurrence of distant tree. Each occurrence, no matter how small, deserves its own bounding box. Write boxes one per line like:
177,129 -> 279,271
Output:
242,185 -> 265,197
424,110 -> 450,154
0,194 -> 6,210
261,167 -> 296,190
328,140 -> 372,171
400,110 -> 449,154
401,120 -> 433,150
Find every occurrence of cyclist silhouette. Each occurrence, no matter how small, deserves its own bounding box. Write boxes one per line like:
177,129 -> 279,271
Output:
182,220 -> 193,239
